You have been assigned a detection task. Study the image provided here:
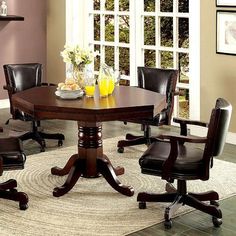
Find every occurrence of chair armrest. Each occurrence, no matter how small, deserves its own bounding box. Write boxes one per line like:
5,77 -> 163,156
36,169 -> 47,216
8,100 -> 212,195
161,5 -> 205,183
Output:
173,117 -> 208,137
157,133 -> 207,181
3,85 -> 16,93
173,117 -> 208,128
158,133 -> 207,144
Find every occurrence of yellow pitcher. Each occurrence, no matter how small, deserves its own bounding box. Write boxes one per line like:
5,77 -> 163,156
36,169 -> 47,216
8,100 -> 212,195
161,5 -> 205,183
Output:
98,64 -> 120,97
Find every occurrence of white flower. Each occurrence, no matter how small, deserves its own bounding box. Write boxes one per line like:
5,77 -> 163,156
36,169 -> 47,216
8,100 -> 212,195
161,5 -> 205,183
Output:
60,44 -> 99,69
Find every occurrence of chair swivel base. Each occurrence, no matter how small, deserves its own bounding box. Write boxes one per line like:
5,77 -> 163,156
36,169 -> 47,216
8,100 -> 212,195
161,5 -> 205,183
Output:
19,131 -> 65,152
137,181 -> 222,229
117,133 -> 157,153
0,179 -> 29,210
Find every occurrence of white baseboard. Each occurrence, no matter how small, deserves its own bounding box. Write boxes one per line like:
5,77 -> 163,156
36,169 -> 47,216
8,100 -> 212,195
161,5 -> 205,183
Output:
190,126 -> 236,145
226,132 -> 236,145
0,99 -> 10,109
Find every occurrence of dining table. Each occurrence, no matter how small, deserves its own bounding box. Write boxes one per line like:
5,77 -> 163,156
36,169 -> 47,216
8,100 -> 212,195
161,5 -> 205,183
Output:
12,85 -> 166,197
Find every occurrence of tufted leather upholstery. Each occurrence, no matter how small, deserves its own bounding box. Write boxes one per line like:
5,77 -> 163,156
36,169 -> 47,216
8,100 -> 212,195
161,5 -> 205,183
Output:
137,98 -> 232,229
117,67 -> 178,153
138,67 -> 178,125
3,63 -> 65,152
4,63 -> 42,121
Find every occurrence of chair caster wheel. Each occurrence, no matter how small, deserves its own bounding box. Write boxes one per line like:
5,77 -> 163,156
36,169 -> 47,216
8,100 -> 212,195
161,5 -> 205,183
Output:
40,147 -> 45,152
212,217 -> 222,227
164,220 -> 172,229
58,140 -> 63,146
210,200 -> 219,207
139,202 -> 146,209
19,203 -> 28,210
117,147 -> 124,153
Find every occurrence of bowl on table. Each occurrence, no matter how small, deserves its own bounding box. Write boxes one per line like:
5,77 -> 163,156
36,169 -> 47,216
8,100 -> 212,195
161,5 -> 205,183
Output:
55,89 -> 84,99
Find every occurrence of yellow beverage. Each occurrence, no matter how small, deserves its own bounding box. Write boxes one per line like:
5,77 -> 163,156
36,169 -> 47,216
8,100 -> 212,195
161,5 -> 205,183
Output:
99,77 -> 109,97
108,77 -> 115,95
85,85 -> 95,97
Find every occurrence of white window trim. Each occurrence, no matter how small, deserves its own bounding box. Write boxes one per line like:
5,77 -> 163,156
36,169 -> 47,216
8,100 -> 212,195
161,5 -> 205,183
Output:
189,0 -> 200,121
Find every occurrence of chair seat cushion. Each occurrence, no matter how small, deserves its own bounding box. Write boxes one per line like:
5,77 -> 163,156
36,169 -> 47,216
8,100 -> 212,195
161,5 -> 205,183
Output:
139,141 -> 205,179
0,138 -> 26,170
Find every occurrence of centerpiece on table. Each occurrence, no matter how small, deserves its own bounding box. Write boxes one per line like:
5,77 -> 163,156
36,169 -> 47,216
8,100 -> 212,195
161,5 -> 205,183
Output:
60,44 -> 98,89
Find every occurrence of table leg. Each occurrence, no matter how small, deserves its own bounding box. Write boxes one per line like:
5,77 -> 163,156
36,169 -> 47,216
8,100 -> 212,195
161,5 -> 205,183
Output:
52,122 -> 134,197
51,154 -> 78,176
97,156 -> 134,196
53,158 -> 84,197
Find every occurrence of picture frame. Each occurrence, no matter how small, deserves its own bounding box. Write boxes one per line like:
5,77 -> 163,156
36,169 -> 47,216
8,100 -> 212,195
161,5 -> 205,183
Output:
216,10 -> 236,55
216,0 -> 236,7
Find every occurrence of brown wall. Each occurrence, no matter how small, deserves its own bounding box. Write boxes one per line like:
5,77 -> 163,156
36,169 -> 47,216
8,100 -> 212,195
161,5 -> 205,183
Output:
0,0 -> 46,99
46,0 -> 65,85
201,0 -> 236,132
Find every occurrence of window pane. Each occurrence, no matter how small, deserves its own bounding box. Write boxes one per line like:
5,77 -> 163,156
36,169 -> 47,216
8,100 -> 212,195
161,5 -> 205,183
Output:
105,0 -> 114,11
144,0 -> 155,12
178,0 -> 189,13
119,16 -> 130,43
160,17 -> 173,47
105,46 -> 115,67
178,18 -> 189,48
179,88 -> 189,119
161,51 -> 173,68
105,15 -> 114,42
144,50 -> 156,67
160,0 -> 173,12
94,0 -> 100,10
94,45 -> 101,71
144,16 -> 155,45
119,47 -> 130,75
179,53 -> 189,84
119,0 -> 129,11
94,14 -> 100,41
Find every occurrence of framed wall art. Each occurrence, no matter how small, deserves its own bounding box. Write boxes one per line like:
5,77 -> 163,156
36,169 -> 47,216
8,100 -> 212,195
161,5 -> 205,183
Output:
216,10 -> 236,55
216,0 -> 236,7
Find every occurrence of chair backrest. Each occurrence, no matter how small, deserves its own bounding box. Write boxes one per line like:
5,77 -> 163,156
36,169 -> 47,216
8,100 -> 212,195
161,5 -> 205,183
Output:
3,63 -> 42,118
3,63 -> 42,92
137,67 -> 178,124
204,98 -> 232,159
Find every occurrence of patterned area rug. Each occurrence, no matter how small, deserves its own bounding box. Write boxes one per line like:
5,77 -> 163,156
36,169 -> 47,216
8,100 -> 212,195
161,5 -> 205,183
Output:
0,137 -> 236,236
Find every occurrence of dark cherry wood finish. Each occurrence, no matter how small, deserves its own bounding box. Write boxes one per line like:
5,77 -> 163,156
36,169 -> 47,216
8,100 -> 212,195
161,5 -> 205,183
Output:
137,98 -> 232,229
12,86 -> 166,197
0,15 -> 24,21
0,127 -> 28,210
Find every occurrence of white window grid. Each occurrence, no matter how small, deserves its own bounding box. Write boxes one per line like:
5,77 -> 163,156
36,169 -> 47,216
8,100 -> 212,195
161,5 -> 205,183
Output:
87,0 -> 133,75
71,0 -> 200,121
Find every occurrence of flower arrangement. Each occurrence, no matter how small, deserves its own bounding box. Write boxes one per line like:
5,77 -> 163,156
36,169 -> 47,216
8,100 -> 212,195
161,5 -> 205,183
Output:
60,45 -> 99,88
60,44 -> 98,70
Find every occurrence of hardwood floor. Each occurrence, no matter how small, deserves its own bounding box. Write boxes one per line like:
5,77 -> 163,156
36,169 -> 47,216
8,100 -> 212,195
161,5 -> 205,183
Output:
1,108 -> 236,235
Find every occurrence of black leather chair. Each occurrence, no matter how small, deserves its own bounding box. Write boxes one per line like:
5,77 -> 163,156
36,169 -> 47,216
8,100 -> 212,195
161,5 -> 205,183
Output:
137,98 -> 232,229
117,67 -> 178,153
3,63 -> 65,152
0,127 -> 28,210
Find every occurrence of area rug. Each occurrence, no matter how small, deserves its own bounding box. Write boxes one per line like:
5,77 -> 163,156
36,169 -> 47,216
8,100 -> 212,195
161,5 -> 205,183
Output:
0,137 -> 236,236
